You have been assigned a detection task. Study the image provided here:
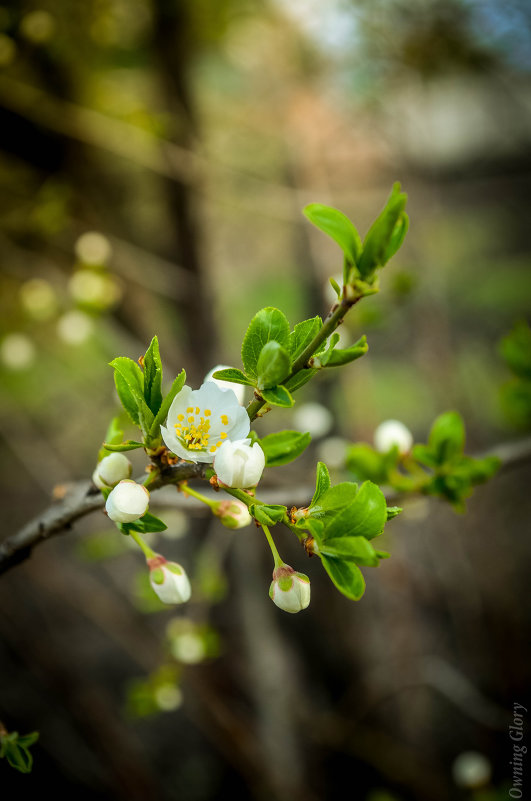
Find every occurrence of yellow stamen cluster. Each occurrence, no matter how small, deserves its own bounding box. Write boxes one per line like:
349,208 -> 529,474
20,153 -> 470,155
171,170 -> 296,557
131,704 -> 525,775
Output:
174,408 -> 229,453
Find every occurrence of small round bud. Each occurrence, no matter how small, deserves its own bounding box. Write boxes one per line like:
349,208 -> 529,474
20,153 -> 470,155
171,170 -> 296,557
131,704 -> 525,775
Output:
148,556 -> 191,604
269,565 -> 311,614
214,438 -> 265,488
213,499 -> 252,529
105,480 -> 149,523
452,751 -> 491,789
204,364 -> 245,405
93,452 -> 132,489
374,419 -> 413,455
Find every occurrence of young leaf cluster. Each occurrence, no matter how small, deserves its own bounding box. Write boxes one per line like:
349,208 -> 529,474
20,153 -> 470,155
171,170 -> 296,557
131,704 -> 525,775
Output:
0,729 -> 39,774
347,412 -> 501,512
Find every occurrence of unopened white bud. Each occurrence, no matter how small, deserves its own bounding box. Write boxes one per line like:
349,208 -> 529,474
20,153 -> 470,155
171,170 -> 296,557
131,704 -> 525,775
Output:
374,419 -> 413,455
93,452 -> 132,488
213,499 -> 252,529
214,438 -> 265,489
105,480 -> 149,523
148,556 -> 191,604
204,364 -> 245,405
269,565 -> 311,614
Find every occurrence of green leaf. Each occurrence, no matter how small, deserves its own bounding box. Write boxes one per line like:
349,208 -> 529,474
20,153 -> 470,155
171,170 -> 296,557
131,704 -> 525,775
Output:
259,430 -> 311,467
303,204 -> 362,267
241,307 -> 290,379
257,341 -> 291,390
103,440 -> 144,452
261,385 -> 294,408
110,357 -> 153,433
98,416 -> 124,461
320,554 -> 366,601
311,461 -> 331,506
284,368 -> 317,393
383,211 -> 409,264
118,512 -> 167,535
319,535 -> 380,567
212,368 -> 256,387
250,503 -> 287,525
325,335 -> 368,367
428,411 -> 465,463
289,316 -> 322,362
149,369 -> 186,437
357,183 -> 408,280
309,481 -> 359,521
311,333 -> 340,367
323,481 -> 387,541
329,276 -> 341,298
346,443 -> 398,483
143,336 -> 163,414
386,506 -> 402,520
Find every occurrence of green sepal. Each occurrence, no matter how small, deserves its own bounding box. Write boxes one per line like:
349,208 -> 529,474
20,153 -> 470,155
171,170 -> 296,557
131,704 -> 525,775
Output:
260,385 -> 294,408
357,183 -> 408,281
325,335 -> 368,367
303,203 -> 362,268
319,555 -> 366,601
103,440 -> 144,452
250,503 -> 287,525
98,416 -> 124,461
118,512 -> 167,535
241,307 -> 290,379
149,369 -> 186,438
259,430 -> 311,466
212,368 -> 256,387
143,336 -> 163,415
288,316 -> 322,362
257,341 -> 291,390
311,461 -> 331,506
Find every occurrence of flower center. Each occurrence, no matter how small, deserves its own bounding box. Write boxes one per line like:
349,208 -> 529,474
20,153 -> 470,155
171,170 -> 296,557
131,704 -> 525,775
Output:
174,407 -> 229,453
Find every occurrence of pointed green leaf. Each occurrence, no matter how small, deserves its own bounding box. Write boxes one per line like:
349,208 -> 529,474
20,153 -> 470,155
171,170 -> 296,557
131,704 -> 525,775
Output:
149,369 -> 186,437
212,368 -> 256,387
323,481 -> 387,541
311,461 -> 331,506
319,535 -> 380,567
320,554 -> 366,601
357,183 -> 408,280
289,316 -> 322,362
103,440 -> 144,452
110,357 -> 154,432
119,512 -> 167,535
285,368 -> 317,393
260,385 -> 294,408
98,417 -> 124,461
325,335 -> 368,367
311,333 -> 340,367
257,341 -> 291,390
303,204 -> 362,267
309,481 -> 358,521
259,430 -> 311,466
143,336 -> 163,414
241,307 -> 290,379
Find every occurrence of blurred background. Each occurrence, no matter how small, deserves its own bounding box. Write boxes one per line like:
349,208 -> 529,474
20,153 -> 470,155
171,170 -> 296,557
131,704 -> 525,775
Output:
1,0 -> 530,799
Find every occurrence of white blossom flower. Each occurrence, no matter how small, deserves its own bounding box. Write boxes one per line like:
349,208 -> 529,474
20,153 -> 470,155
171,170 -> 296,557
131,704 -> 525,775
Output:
148,556 -> 191,604
161,382 -> 249,463
213,499 -> 252,529
204,364 -> 245,405
452,752 -> 491,789
374,419 -> 413,455
93,452 -> 132,489
269,566 -> 311,614
214,438 -> 265,488
105,480 -> 149,523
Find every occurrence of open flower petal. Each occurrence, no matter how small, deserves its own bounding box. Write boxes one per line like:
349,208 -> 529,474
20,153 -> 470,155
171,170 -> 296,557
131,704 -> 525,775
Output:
161,382 -> 250,463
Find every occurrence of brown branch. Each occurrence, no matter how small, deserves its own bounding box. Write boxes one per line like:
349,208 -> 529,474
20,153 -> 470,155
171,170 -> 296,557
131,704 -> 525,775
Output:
0,462 -> 206,576
1,436 -> 531,577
